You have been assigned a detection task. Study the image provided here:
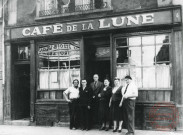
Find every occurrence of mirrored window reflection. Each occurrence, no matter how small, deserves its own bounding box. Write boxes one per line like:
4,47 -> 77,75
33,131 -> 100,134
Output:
156,34 -> 170,44
116,48 -> 128,65
129,37 -> 141,46
142,46 -> 155,66
18,46 -> 30,60
129,47 -> 141,66
142,36 -> 155,45
156,45 -> 169,64
116,38 -> 127,47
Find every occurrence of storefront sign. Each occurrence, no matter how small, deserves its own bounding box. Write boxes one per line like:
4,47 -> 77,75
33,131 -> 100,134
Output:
10,9 -> 181,39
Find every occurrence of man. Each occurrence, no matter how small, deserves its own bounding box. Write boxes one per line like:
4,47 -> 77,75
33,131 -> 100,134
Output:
90,74 -> 103,125
63,79 -> 80,130
79,79 -> 93,130
122,75 -> 138,135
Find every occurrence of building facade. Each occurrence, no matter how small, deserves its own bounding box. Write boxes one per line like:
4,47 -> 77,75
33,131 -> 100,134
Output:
1,0 -> 183,131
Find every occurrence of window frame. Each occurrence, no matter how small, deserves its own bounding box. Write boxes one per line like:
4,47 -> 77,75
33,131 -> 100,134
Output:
114,32 -> 172,90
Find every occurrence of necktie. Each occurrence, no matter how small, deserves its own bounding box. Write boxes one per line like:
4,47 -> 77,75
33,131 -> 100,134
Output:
124,84 -> 129,94
94,82 -> 97,88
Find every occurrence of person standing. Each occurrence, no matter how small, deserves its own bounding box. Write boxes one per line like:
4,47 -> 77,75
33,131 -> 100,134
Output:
79,79 -> 93,130
109,77 -> 123,133
63,79 -> 80,130
90,74 -> 103,125
98,79 -> 112,131
122,76 -> 138,135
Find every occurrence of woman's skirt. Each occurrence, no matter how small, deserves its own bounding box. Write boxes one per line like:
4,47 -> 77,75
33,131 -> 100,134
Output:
99,99 -> 110,122
110,100 -> 124,121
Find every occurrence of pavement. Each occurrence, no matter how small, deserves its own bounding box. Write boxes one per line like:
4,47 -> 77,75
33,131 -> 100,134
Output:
0,125 -> 183,135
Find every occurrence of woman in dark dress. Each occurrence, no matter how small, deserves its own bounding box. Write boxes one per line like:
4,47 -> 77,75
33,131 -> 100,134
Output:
98,79 -> 112,131
109,77 -> 124,132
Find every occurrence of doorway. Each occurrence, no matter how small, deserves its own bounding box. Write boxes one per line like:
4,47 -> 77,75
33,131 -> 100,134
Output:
12,64 -> 30,120
84,36 -> 111,84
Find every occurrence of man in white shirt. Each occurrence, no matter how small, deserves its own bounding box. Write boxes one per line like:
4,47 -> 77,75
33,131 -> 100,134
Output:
63,79 -> 80,130
122,76 -> 138,135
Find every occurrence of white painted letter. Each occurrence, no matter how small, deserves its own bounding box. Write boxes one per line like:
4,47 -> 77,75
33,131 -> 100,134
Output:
72,25 -> 77,31
142,13 -> 154,24
99,19 -> 110,28
127,15 -> 140,25
88,23 -> 94,30
82,24 -> 87,30
22,28 -> 31,36
31,27 -> 41,36
42,25 -> 52,34
112,17 -> 125,27
67,25 -> 72,32
53,23 -> 63,33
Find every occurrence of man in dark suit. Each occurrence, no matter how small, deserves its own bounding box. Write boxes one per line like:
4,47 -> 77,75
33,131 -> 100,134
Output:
79,79 -> 93,130
90,74 -> 103,126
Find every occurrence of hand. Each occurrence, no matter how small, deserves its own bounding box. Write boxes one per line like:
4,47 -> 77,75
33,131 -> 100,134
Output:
93,96 -> 95,99
109,102 -> 111,107
98,94 -> 101,97
123,95 -> 127,99
87,106 -> 91,109
67,99 -> 71,103
119,102 -> 122,107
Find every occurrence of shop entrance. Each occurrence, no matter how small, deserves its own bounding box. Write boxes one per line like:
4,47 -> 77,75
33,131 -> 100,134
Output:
84,36 -> 111,84
12,64 -> 30,120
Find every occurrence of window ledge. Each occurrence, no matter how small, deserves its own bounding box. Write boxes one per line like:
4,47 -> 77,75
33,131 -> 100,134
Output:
35,7 -> 113,21
138,88 -> 172,91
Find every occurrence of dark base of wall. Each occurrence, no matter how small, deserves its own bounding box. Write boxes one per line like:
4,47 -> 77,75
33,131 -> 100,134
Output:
35,102 -> 178,131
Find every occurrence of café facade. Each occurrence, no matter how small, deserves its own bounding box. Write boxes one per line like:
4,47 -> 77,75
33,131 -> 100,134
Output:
4,5 -> 183,130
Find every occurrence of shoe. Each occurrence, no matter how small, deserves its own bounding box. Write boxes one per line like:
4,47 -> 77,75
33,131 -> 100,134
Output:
113,128 -> 117,132
105,127 -> 109,131
72,127 -> 76,130
82,128 -> 86,130
125,132 -> 134,135
118,129 -> 122,133
100,126 -> 105,130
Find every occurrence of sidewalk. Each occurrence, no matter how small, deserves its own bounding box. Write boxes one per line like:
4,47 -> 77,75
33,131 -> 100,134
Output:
0,125 -> 183,135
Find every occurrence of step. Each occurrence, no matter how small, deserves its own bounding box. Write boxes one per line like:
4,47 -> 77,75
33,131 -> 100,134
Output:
4,119 -> 31,126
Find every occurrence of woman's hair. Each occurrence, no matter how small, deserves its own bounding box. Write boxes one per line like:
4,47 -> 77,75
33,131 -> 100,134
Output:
114,77 -> 120,81
73,79 -> 79,84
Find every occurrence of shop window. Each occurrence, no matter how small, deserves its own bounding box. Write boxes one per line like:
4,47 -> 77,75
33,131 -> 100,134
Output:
116,34 -> 172,89
38,0 -> 112,17
38,41 -> 80,100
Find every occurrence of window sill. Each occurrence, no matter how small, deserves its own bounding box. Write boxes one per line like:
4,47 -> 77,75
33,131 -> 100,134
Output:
37,88 -> 66,91
138,88 -> 172,91
35,7 -> 113,21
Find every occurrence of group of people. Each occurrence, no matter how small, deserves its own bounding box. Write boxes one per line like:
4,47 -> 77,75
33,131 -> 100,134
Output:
63,74 -> 138,135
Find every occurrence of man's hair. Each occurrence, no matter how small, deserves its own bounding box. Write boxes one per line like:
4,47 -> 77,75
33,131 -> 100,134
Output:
73,79 -> 79,84
114,77 -> 120,81
125,75 -> 132,80
93,74 -> 99,77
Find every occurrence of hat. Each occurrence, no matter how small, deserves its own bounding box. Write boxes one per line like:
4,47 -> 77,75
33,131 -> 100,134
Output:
125,75 -> 132,80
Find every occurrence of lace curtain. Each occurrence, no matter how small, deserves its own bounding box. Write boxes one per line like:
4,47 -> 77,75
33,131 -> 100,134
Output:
39,69 -> 80,89
117,65 -> 171,88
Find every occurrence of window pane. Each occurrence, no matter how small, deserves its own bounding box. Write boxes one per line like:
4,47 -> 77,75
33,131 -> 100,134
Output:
156,45 -> 169,64
18,46 -> 30,60
129,36 -> 141,46
156,34 -> 170,44
129,47 -> 141,66
142,46 -> 155,66
116,38 -> 127,47
156,65 -> 171,88
116,48 -> 128,65
143,67 -> 156,88
142,36 -> 155,45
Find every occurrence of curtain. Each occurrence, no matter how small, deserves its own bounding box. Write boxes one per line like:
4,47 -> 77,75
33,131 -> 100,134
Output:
156,65 -> 171,88
59,69 -> 70,88
39,69 -> 49,89
49,71 -> 59,89
117,68 -> 129,86
143,67 -> 156,88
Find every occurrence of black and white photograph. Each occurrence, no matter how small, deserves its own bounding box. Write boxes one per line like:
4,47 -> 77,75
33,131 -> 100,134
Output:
0,0 -> 183,135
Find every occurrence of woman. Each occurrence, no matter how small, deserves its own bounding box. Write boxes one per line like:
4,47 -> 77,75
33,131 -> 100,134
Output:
109,77 -> 123,132
98,79 -> 112,131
